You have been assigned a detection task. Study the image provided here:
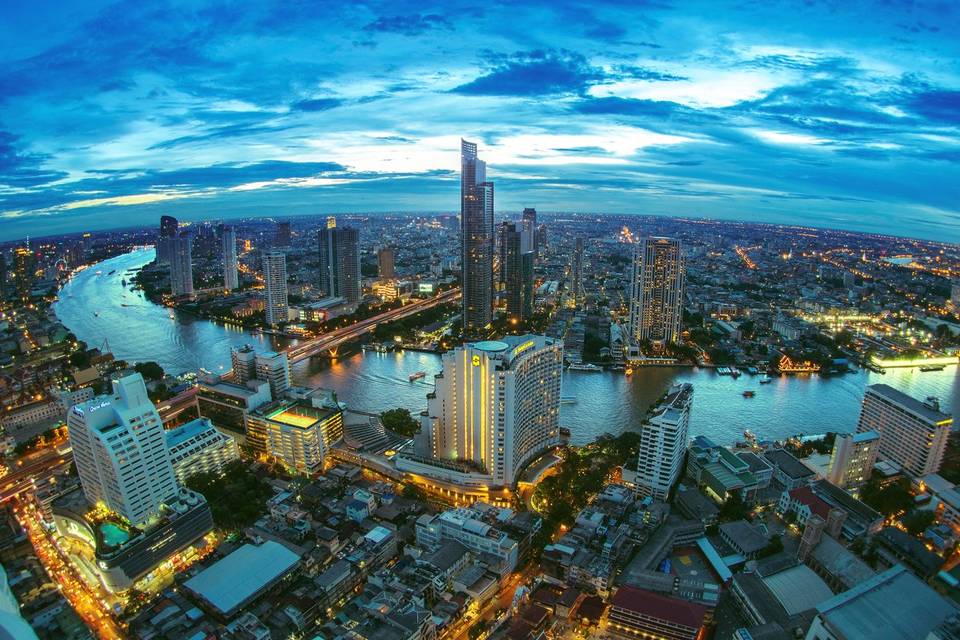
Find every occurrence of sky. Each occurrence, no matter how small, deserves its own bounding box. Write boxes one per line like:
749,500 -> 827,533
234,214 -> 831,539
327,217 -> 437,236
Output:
0,0 -> 959,242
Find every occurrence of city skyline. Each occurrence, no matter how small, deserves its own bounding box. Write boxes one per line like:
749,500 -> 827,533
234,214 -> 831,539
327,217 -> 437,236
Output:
1,1 -> 958,242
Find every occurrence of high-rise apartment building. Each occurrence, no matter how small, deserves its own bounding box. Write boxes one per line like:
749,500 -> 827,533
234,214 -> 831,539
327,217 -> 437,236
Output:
318,217 -> 361,303
424,335 -> 562,486
826,431 -> 880,495
521,208 -> 537,255
230,344 -> 257,383
157,215 -> 178,264
262,250 -> 289,326
255,351 -> 291,399
571,237 -> 584,305
378,246 -> 395,280
461,139 -> 495,335
169,230 -> 194,297
502,222 -> 534,321
12,248 -> 34,301
222,225 -> 238,290
245,398 -> 344,473
66,374 -> 179,527
856,384 -> 952,477
275,221 -> 291,247
636,383 -> 692,501
629,236 -> 685,349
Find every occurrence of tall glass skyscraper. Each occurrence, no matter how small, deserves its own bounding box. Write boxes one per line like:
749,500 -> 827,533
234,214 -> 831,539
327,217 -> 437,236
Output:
318,216 -> 361,303
222,225 -> 238,290
461,139 -> 494,335
502,222 -> 534,321
629,236 -> 685,349
157,215 -> 178,264
263,250 -> 289,326
169,230 -> 194,297
571,237 -> 584,306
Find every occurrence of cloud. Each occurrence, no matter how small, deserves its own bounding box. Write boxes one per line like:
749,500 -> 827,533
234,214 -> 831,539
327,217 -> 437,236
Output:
363,14 -> 453,36
452,50 -> 601,96
291,98 -> 344,112
907,90 -> 960,124
0,130 -> 69,188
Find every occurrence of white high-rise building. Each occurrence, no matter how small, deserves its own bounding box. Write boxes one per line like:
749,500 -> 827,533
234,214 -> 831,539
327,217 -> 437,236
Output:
230,344 -> 257,384
263,250 -> 288,326
169,231 -> 194,297
857,384 -> 952,477
222,225 -> 238,290
636,383 -> 692,501
424,335 -> 562,486
826,431 -> 880,495
255,351 -> 290,399
66,374 -> 179,527
629,237 -> 685,349
165,417 -> 239,484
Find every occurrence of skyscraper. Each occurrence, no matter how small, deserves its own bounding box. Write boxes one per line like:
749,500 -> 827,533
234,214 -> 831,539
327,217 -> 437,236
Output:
856,384 -> 952,477
461,139 -> 495,335
222,225 -> 238,290
826,431 -> 880,496
12,248 -> 33,301
424,335 -> 562,486
629,237 -> 685,349
502,222 -> 534,321
263,250 -> 289,326
275,221 -> 291,248
230,344 -> 257,383
378,246 -> 395,280
66,374 -> 179,527
521,207 -> 537,255
318,217 -> 361,303
169,230 -> 194,297
157,215 -> 178,264
635,383 -> 692,500
571,237 -> 584,305
255,350 -> 291,399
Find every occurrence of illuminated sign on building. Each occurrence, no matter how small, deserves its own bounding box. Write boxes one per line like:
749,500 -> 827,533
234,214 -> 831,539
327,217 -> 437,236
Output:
512,340 -> 535,357
472,355 -> 481,366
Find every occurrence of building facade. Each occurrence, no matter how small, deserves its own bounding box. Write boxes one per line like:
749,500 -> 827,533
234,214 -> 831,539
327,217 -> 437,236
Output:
826,431 -> 880,495
156,215 -> 178,264
501,222 -> 534,321
263,250 -> 289,326
571,237 -> 584,305
165,417 -> 240,484
222,225 -> 238,290
318,218 -> 361,303
245,398 -> 344,473
65,373 -> 179,527
856,384 -> 952,477
169,231 -> 194,297
424,335 -> 562,486
636,383 -> 692,500
254,350 -> 291,399
629,237 -> 685,349
378,246 -> 395,280
460,139 -> 495,335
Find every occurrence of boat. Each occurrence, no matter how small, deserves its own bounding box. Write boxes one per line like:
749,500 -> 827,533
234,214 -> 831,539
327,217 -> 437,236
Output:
759,375 -> 773,384
920,365 -> 945,372
108,270 -> 116,275
121,303 -> 131,307
560,396 -> 577,404
568,363 -> 603,372
744,429 -> 756,441
743,390 -> 755,398
408,371 -> 427,382
625,367 -> 633,376
93,312 -> 99,317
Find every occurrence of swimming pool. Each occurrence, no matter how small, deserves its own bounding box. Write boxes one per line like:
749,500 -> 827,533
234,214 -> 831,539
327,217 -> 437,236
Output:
99,522 -> 130,547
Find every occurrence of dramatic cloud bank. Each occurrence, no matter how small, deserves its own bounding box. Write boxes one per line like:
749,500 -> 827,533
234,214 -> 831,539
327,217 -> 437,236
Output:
0,0 -> 958,240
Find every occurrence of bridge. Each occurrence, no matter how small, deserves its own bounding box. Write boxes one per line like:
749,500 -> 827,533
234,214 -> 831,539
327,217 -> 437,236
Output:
287,288 -> 460,363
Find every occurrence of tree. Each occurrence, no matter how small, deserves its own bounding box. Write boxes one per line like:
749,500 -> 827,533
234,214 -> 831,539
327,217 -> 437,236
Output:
134,361 -> 165,381
718,493 -> 751,522
903,510 -> 936,536
381,408 -> 420,437
860,477 -> 913,517
758,534 -> 784,558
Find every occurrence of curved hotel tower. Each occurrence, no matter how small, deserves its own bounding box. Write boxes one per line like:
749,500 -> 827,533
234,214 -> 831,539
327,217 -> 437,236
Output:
415,335 -> 562,487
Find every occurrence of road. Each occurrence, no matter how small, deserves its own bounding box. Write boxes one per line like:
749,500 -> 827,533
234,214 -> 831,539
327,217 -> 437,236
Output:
287,288 -> 460,363
441,565 -> 539,640
0,448 -> 72,502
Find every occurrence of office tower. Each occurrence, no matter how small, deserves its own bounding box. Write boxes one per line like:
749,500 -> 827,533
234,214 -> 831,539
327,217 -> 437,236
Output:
318,218 -> 361,303
245,398 -> 344,473
856,384 -> 952,477
66,374 -> 179,527
230,344 -> 257,383
275,221 -> 291,247
425,335 -> 562,485
461,139 -> 495,335
537,223 -> 548,254
635,383 -> 692,501
157,215 -> 178,264
378,246 -> 395,279
502,222 -> 534,320
12,248 -> 33,300
193,223 -> 217,259
169,230 -> 194,297
629,236 -> 685,349
255,351 -> 291,398
571,237 -> 584,304
826,431 -> 880,495
222,225 -> 238,290
263,250 -> 289,326
521,208 -> 537,255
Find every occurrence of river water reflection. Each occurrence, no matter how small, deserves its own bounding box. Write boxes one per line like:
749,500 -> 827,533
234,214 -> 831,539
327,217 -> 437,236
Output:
55,249 -> 960,446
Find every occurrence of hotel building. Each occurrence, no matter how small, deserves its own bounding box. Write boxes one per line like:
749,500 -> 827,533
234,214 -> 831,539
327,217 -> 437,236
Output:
165,417 -> 240,484
419,335 -> 562,487
856,384 -> 952,477
245,397 -> 344,473
635,383 -> 692,501
826,431 -> 880,496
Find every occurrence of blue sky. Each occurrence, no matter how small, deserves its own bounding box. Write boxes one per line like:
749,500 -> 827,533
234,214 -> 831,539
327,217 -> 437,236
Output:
1,0 -> 958,241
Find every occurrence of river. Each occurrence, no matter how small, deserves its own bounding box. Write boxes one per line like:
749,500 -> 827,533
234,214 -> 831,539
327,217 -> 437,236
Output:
54,249 -> 960,446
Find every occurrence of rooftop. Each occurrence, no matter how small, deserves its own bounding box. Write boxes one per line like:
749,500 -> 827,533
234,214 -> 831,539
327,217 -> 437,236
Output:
763,448 -> 814,480
165,417 -> 217,449
811,535 -> 875,587
788,486 -> 832,520
183,541 -> 300,616
815,565 -> 956,640
761,564 -> 834,616
263,401 -> 338,429
867,384 -> 952,424
610,586 -> 706,629
719,520 -> 769,554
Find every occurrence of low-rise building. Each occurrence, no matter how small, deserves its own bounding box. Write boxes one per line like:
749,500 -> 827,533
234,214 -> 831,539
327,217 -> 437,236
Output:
607,585 -> 707,640
763,449 -> 815,489
245,398 -> 344,473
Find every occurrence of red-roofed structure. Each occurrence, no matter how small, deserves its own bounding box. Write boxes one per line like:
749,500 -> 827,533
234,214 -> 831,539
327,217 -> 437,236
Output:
780,485 -> 832,527
607,586 -> 707,640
